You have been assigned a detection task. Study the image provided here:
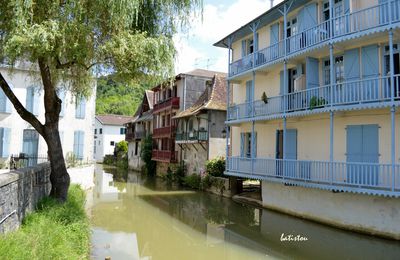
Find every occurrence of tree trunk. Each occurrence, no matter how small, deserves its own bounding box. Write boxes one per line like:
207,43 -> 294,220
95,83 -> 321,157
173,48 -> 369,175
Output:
0,58 -> 71,202
44,124 -> 70,201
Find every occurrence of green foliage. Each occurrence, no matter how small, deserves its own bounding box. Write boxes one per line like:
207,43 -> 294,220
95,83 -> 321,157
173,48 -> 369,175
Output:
0,185 -> 90,259
141,134 -> 156,175
103,155 -> 115,165
0,0 -> 203,95
309,96 -> 327,110
182,174 -> 202,190
116,140 -> 128,154
205,157 -> 226,178
96,76 -> 149,115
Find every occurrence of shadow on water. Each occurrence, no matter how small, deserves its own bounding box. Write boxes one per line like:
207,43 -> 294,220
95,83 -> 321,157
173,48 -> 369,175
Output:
89,165 -> 400,260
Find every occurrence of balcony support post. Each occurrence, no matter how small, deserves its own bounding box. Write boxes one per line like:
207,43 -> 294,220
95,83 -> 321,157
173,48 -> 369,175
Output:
283,116 -> 287,181
329,43 -> 334,106
283,60 -> 288,112
330,111 -> 334,185
226,37 -> 233,171
329,0 -> 333,38
252,120 -> 255,176
250,21 -> 260,68
391,106 -> 396,192
389,29 -> 395,103
283,4 -> 287,56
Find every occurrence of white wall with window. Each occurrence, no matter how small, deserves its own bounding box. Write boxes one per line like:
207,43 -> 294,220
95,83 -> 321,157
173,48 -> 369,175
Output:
0,64 -> 96,168
93,115 -> 131,163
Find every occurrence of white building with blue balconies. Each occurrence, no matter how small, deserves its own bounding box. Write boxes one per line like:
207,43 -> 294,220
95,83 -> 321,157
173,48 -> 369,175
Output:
215,0 -> 400,240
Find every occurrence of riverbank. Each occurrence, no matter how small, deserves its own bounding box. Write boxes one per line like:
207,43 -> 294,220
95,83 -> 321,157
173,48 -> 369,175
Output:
0,184 -> 90,259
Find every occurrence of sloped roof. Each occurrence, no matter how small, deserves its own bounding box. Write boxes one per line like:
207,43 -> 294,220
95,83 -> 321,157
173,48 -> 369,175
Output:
182,69 -> 227,78
173,74 -> 226,119
96,114 -> 134,126
133,110 -> 153,123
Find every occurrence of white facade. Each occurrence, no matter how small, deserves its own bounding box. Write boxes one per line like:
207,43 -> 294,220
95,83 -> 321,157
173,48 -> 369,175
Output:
0,64 -> 96,167
94,117 -> 128,162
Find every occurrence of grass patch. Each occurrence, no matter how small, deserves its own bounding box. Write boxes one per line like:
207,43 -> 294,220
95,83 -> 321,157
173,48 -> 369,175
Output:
0,184 -> 90,260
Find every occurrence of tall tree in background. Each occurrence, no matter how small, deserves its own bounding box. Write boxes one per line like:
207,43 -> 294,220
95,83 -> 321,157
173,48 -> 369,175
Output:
0,0 -> 202,201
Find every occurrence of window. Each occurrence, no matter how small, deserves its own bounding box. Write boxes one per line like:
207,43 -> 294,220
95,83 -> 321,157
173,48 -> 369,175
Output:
0,128 -> 11,158
135,141 -> 139,155
335,56 -> 344,83
75,96 -> 86,119
0,85 -> 11,113
57,89 -> 66,117
323,2 -> 330,21
99,128 -> 103,134
26,86 -> 39,115
188,119 -> 193,131
324,60 -> 331,85
286,18 -> 297,38
73,131 -> 85,160
94,129 -> 97,135
110,141 -> 115,146
120,128 -> 125,135
166,115 -> 170,126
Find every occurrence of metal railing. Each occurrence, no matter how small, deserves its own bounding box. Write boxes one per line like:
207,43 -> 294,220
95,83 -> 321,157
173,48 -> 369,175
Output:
227,157 -> 400,195
176,131 -> 208,142
152,150 -> 178,162
10,154 -> 49,169
228,1 -> 400,77
228,75 -> 400,121
153,97 -> 180,113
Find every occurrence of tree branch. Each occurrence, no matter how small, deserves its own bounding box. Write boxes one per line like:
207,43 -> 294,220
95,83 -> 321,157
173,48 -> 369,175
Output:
0,72 -> 45,135
56,58 -> 76,69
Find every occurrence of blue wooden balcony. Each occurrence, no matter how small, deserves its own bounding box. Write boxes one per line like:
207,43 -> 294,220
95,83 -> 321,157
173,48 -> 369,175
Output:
228,1 -> 400,78
226,157 -> 400,197
228,75 -> 400,122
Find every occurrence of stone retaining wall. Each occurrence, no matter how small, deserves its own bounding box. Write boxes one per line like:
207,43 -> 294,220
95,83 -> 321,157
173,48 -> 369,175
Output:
0,163 -> 51,234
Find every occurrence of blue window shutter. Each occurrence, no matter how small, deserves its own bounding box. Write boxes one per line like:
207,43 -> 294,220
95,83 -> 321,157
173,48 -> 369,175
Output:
26,87 -> 33,113
285,129 -> 297,160
297,7 -> 305,32
241,40 -> 246,57
362,125 -> 379,163
32,88 -> 39,116
0,88 -> 6,113
2,128 -> 10,158
0,128 -> 3,157
270,24 -> 279,45
240,133 -> 244,157
75,97 -> 86,119
81,98 -> 86,119
306,57 -> 320,88
280,70 -> 284,95
79,131 -> 84,159
346,125 -> 363,163
344,0 -> 350,14
304,3 -> 317,29
254,132 -> 257,158
245,80 -> 253,102
362,45 -> 379,78
344,48 -> 360,81
73,131 -> 79,158
5,85 -> 12,113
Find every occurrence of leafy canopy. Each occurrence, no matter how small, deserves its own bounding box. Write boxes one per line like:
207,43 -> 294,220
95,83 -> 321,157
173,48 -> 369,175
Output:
0,0 -> 203,95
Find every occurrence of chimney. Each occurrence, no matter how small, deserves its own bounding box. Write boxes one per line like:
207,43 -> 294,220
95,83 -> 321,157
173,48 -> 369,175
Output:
270,0 -> 274,9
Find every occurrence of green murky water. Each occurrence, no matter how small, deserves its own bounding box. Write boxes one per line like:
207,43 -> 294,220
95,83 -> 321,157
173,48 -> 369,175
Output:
87,165 -> 400,260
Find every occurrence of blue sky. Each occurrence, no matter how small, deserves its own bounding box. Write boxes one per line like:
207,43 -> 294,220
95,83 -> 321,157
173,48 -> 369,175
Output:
174,0 -> 283,74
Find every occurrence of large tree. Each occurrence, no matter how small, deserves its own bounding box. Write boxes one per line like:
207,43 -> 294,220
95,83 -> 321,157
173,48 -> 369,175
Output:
0,0 -> 202,201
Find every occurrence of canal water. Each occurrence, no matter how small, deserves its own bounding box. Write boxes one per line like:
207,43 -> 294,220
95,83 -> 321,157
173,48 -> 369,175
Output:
87,165 -> 400,260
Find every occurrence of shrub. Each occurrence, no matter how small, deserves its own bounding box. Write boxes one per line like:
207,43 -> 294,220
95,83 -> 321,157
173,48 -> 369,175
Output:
205,157 -> 226,177
175,164 -> 186,184
103,154 -> 115,165
182,174 -> 202,190
141,134 -> 156,175
116,140 -> 128,155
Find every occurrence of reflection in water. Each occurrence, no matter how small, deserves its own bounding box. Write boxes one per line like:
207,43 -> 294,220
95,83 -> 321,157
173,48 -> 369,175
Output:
88,165 -> 400,260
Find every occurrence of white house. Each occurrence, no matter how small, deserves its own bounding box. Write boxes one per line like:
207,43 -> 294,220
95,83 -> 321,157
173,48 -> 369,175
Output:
94,114 -> 133,162
0,62 -> 96,168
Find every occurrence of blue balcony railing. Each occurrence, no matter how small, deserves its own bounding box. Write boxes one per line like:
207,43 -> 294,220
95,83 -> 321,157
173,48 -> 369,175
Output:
227,157 -> 400,196
228,1 -> 400,77
228,75 -> 400,121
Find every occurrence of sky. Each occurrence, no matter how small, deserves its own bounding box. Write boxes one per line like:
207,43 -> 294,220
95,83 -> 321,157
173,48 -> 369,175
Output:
174,0 -> 284,74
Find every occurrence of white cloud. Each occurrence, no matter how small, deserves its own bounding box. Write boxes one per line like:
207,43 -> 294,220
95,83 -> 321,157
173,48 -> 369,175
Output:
174,0 -> 284,74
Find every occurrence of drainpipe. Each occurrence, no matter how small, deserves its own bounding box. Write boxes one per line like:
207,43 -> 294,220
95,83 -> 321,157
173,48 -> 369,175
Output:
226,37 -> 232,172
